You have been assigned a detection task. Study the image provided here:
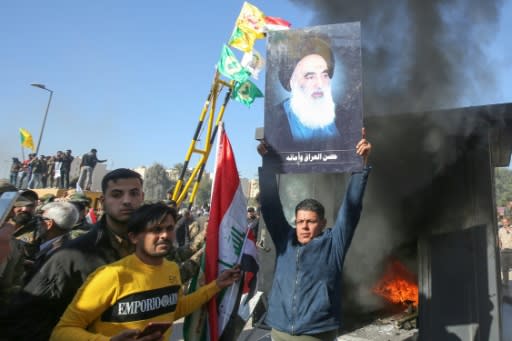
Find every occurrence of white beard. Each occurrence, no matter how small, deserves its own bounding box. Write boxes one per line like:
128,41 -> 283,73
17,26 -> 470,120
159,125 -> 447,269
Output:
289,83 -> 336,129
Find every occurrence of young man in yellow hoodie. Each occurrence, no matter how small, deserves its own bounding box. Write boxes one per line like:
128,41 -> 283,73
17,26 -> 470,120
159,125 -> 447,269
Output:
51,203 -> 240,341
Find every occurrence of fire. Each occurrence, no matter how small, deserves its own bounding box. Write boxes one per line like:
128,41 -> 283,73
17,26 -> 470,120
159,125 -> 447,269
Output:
373,259 -> 418,307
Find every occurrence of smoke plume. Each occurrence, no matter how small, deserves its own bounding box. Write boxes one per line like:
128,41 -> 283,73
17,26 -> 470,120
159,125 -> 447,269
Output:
291,0 -> 503,115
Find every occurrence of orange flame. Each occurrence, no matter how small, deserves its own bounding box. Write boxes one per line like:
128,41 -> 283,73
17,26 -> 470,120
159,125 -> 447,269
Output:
373,259 -> 418,307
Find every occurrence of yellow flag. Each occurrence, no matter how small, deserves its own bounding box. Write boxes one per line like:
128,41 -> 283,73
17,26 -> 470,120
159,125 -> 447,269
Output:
229,26 -> 257,52
19,128 -> 35,151
236,2 -> 265,39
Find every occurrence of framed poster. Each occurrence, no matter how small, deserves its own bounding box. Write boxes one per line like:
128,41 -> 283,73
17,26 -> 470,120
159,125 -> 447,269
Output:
264,22 -> 363,173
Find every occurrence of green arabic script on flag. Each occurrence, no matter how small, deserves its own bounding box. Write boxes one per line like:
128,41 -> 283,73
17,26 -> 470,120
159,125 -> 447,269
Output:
217,45 -> 250,83
232,79 -> 263,106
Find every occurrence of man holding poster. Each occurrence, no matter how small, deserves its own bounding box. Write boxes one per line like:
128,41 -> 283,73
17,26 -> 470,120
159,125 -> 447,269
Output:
258,133 -> 371,340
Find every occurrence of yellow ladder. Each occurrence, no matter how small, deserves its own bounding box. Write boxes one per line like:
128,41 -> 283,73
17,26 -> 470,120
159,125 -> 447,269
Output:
172,71 -> 234,208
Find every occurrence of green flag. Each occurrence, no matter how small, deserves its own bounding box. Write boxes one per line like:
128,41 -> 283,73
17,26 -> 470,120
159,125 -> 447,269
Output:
231,79 -> 263,106
217,45 -> 250,82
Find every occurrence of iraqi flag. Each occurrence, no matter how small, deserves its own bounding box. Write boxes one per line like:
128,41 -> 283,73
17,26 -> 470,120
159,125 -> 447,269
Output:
205,127 -> 248,341
263,16 -> 291,32
86,208 -> 97,224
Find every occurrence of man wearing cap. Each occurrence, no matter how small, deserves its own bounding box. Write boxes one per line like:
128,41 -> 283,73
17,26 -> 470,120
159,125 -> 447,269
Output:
269,36 -> 344,151
12,189 -> 39,245
67,192 -> 92,239
39,193 -> 56,206
77,148 -> 107,191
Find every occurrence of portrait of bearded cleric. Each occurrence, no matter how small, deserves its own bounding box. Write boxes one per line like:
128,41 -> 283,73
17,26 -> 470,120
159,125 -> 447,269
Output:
264,23 -> 363,173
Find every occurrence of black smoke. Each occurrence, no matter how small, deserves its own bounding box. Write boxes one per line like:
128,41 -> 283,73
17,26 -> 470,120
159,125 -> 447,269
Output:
290,0 -> 503,115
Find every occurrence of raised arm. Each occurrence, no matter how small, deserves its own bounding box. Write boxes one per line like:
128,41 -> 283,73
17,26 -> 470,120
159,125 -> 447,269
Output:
331,132 -> 372,265
258,143 -> 292,252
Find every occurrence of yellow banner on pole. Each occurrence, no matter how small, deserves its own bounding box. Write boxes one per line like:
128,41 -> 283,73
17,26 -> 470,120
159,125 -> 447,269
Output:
19,128 -> 35,151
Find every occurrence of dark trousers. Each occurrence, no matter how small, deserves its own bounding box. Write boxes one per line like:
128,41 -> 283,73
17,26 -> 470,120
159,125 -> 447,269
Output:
18,172 -> 29,188
10,172 -> 18,186
501,250 -> 512,284
60,169 -> 70,189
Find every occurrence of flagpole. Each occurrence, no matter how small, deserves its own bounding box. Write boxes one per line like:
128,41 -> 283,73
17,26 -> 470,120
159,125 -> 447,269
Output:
21,146 -> 25,162
30,83 -> 54,155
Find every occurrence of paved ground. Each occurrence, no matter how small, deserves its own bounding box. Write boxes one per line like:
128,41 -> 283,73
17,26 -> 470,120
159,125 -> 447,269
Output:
170,317 -> 270,341
501,285 -> 512,341
170,294 -> 512,341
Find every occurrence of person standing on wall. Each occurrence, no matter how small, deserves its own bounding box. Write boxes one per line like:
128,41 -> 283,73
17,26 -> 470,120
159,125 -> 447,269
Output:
77,148 -> 107,191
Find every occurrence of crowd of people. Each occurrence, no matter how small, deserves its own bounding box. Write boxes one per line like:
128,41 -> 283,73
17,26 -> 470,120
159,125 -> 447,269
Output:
0,135 -> 372,341
9,148 -> 107,191
10,150 -> 74,190
0,168 -> 240,340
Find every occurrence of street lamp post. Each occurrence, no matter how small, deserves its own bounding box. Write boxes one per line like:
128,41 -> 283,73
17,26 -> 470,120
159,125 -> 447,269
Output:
31,83 -> 54,155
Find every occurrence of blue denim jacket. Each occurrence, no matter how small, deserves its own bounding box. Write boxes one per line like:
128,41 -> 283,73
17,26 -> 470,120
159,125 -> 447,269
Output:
259,166 -> 370,335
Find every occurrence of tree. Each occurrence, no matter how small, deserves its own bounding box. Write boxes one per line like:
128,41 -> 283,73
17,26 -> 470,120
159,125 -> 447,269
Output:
495,167 -> 512,206
143,163 -> 172,202
168,162 -> 213,207
196,175 -> 212,207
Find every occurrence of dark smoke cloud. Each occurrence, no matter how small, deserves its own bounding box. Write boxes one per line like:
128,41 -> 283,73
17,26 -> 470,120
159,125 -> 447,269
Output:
291,0 -> 503,115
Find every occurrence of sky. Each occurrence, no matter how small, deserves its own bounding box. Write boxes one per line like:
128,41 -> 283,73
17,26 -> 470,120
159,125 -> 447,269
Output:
1,1 -> 511,180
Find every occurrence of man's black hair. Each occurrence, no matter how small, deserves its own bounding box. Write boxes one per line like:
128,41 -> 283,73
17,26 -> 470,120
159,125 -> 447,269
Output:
127,203 -> 177,235
101,168 -> 143,194
295,198 -> 325,220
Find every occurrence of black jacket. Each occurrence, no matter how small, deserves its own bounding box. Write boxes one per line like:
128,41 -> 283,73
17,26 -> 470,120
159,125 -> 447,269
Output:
22,233 -> 71,285
2,217 -> 122,341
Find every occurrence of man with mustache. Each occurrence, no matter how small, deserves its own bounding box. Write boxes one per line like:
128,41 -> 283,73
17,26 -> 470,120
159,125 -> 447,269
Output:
270,36 -> 343,151
258,134 -> 372,341
4,168 -> 145,341
51,203 -> 240,341
12,189 -> 39,244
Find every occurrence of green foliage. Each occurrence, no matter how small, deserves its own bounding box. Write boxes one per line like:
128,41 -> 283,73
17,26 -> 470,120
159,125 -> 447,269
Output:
143,163 -> 172,202
495,167 -> 512,206
196,175 -> 212,207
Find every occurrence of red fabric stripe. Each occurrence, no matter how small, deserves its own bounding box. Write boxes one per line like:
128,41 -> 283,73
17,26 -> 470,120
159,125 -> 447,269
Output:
87,208 -> 97,224
242,229 -> 257,294
205,129 -> 240,341
264,16 -> 291,27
